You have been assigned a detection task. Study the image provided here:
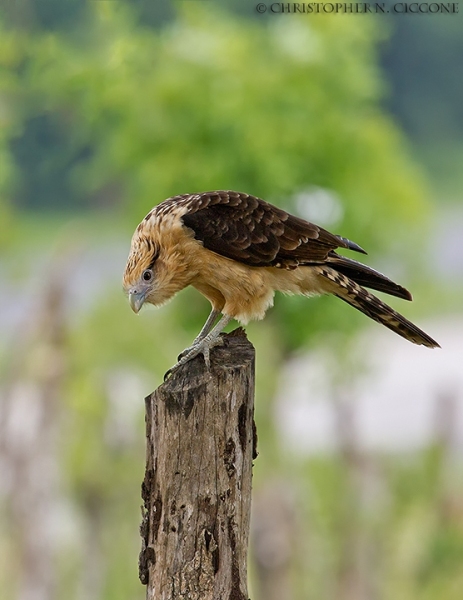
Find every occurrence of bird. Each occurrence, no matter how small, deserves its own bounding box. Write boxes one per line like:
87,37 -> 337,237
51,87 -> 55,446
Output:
123,190 -> 439,378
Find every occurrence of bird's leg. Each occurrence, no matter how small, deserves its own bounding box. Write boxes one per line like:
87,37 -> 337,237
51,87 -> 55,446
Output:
191,308 -> 221,345
165,314 -> 231,380
176,308 -> 220,361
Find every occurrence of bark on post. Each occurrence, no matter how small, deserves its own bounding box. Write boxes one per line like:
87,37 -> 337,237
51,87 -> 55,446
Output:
139,328 -> 257,600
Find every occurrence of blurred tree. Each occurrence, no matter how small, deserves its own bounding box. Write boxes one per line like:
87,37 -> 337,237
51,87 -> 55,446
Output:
0,0 -> 88,31
380,8 -> 463,197
381,10 -> 463,147
2,1 -> 461,204
9,112 -> 94,211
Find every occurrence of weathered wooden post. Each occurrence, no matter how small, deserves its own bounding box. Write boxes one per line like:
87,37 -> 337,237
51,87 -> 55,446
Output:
139,329 -> 257,600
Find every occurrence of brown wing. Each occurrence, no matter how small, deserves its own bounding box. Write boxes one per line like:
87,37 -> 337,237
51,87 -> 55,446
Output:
178,190 -> 365,269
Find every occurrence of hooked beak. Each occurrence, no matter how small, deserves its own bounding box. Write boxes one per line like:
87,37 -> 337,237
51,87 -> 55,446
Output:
129,290 -> 146,314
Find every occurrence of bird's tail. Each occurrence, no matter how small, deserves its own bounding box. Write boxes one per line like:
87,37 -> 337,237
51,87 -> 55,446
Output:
317,265 -> 440,348
326,253 -> 413,300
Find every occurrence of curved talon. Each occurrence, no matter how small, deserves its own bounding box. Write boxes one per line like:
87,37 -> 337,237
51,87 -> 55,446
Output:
177,346 -> 193,362
164,363 -> 181,380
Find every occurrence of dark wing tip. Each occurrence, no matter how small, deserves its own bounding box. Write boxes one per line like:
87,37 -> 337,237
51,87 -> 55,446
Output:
336,235 -> 368,255
421,334 -> 441,349
402,288 -> 413,302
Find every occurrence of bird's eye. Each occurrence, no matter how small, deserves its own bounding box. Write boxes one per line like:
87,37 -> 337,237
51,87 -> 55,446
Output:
142,269 -> 153,282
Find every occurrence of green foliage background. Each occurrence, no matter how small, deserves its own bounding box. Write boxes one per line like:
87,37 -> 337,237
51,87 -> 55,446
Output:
0,2 -> 461,600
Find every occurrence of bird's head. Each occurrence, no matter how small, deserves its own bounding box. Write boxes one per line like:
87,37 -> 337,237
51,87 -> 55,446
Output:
123,224 -> 192,314
122,226 -> 163,313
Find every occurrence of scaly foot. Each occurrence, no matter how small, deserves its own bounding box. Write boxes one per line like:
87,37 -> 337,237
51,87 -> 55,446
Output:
164,314 -> 232,381
164,335 -> 224,380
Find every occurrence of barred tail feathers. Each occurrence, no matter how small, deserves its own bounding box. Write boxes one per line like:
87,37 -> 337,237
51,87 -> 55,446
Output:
317,266 -> 440,348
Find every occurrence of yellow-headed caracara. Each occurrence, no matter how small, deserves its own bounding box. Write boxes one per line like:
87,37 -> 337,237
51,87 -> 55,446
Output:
123,191 -> 439,377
